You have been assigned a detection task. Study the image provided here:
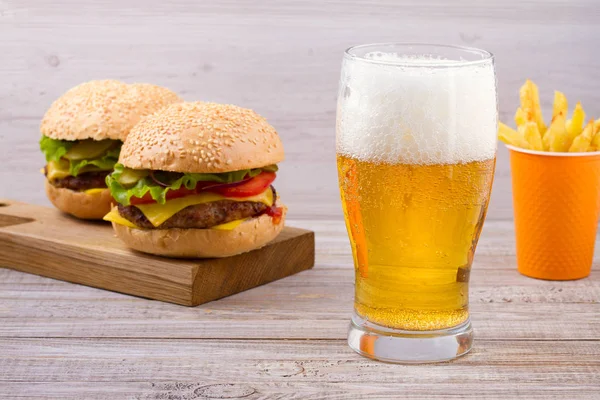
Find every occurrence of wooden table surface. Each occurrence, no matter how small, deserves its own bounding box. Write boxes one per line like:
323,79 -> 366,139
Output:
1,218 -> 599,399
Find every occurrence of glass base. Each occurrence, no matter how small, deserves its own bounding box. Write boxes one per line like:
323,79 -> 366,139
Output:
348,312 -> 473,363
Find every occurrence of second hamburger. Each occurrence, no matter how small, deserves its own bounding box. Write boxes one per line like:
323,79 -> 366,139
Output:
104,102 -> 286,258
40,80 -> 182,219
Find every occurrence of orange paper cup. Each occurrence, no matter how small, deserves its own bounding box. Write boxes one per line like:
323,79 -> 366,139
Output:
508,145 -> 600,280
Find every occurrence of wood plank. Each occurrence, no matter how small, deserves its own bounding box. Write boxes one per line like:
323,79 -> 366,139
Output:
0,302 -> 596,340
0,339 -> 598,399
0,200 -> 315,306
2,267 -> 598,302
2,1 -> 598,221
1,268 -> 598,340
2,382 -> 598,400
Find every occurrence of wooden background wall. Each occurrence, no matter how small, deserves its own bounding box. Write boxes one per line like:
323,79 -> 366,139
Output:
1,0 -> 598,221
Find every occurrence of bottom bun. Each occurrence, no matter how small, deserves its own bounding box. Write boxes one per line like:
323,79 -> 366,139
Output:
45,180 -> 113,220
111,205 -> 287,258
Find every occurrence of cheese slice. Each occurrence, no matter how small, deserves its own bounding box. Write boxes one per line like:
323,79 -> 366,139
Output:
103,207 -> 248,231
103,208 -> 139,228
135,188 -> 273,228
46,160 -> 112,181
84,188 -> 106,195
211,218 -> 246,231
46,160 -> 71,180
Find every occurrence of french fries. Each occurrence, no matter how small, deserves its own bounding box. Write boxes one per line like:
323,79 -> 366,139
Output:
519,80 -> 547,135
522,121 -> 544,151
591,119 -> 600,150
544,113 -> 570,152
552,91 -> 568,120
498,122 -> 529,149
514,107 -> 528,127
498,80 -> 598,153
566,102 -> 585,141
569,120 -> 594,152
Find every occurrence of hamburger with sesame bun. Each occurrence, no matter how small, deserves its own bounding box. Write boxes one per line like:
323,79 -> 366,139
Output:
40,80 -> 182,219
103,101 -> 286,258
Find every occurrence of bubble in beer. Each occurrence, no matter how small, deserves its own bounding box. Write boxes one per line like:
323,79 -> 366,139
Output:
336,52 -> 497,165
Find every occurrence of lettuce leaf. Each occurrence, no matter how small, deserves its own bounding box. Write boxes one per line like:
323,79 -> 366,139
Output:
40,136 -> 73,162
40,136 -> 121,177
107,163 -> 278,206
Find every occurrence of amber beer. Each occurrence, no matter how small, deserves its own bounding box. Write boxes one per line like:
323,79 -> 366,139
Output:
337,155 -> 495,331
337,43 -> 497,362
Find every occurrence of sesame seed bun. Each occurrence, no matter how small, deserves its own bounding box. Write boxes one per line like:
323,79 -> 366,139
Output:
110,205 -> 287,258
45,180 -> 112,220
119,102 -> 284,173
40,80 -> 182,141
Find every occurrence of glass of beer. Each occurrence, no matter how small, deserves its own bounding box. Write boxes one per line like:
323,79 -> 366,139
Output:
336,43 -> 497,363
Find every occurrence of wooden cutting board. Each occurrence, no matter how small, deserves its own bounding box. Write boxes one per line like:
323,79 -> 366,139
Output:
0,199 -> 315,306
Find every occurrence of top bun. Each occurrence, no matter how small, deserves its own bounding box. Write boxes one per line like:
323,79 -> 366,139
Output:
40,80 -> 182,141
119,102 -> 284,173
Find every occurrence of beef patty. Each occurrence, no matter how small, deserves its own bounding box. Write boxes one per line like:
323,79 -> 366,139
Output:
48,170 -> 110,191
118,200 -> 269,229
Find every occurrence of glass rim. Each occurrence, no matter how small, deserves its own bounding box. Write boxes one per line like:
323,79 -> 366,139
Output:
344,42 -> 494,68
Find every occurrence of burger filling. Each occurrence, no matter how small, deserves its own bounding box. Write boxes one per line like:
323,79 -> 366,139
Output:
50,170 -> 112,191
104,163 -> 283,230
40,136 -> 121,192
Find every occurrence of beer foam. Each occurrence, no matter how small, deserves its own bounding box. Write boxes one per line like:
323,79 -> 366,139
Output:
336,52 -> 497,165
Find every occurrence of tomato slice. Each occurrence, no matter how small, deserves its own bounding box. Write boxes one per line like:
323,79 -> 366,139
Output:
129,193 -> 153,205
208,172 -> 276,197
127,172 -> 276,205
129,186 -> 197,205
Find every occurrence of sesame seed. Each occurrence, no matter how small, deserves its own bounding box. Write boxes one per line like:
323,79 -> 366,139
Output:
115,101 -> 282,172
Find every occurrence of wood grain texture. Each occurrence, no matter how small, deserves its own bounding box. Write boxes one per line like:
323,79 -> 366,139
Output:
0,200 -> 315,306
1,217 -> 599,398
0,339 -> 599,399
1,0 -> 598,221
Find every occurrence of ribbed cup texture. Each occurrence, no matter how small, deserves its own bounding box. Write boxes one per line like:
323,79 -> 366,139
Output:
509,149 -> 600,280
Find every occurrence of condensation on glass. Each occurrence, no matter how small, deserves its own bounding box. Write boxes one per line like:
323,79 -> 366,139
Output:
336,43 -> 497,363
